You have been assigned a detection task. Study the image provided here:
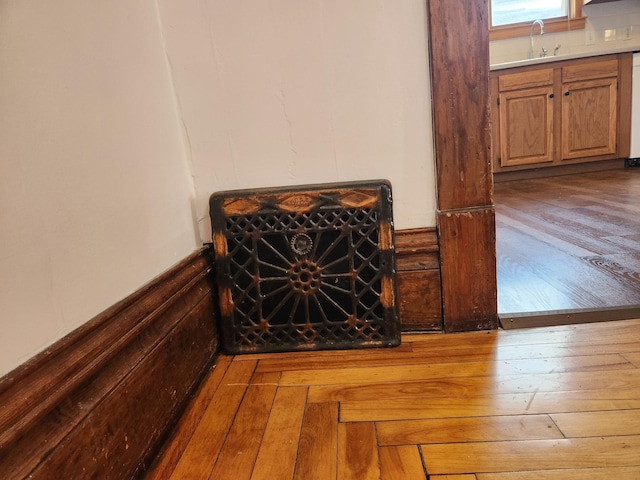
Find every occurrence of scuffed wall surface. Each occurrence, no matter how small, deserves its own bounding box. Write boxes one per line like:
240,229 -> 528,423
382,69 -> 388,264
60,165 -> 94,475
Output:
157,0 -> 436,240
0,0 -> 197,376
0,0 -> 437,377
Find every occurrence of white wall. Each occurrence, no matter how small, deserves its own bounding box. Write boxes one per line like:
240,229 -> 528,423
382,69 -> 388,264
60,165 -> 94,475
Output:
0,0 -> 437,377
157,0 -> 436,241
0,0 -> 198,376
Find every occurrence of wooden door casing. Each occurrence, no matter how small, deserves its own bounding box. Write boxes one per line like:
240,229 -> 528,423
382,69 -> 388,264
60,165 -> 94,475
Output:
427,0 -> 498,332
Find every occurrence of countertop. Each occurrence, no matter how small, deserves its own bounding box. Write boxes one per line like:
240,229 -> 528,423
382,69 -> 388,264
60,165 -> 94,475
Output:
490,40 -> 640,71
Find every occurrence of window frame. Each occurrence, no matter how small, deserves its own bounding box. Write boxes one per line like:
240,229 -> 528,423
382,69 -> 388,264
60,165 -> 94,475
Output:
489,0 -> 586,41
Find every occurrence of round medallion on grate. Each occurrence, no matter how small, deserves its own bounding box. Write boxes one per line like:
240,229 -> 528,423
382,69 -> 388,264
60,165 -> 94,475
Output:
290,233 -> 313,255
288,260 -> 321,295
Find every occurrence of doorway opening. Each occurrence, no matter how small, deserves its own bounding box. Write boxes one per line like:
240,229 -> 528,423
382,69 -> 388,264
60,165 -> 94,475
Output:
494,168 -> 640,328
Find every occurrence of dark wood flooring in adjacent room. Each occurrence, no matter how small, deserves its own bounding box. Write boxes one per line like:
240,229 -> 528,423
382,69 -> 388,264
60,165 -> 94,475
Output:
494,168 -> 640,327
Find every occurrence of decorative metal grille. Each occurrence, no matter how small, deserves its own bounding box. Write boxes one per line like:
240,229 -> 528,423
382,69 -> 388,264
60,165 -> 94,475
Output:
210,180 -> 400,354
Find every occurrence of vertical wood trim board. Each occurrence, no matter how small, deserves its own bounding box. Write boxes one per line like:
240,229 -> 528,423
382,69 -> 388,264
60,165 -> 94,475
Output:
427,0 -> 493,211
438,209 -> 498,332
0,247 -> 219,480
427,0 -> 498,331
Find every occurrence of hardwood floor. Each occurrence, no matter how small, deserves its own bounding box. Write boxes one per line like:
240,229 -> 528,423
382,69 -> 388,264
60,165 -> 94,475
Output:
147,318 -> 640,479
494,168 -> 640,326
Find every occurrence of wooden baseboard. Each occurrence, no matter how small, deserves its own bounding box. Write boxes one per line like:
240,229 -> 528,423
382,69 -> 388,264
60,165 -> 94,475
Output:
0,247 -> 219,479
395,228 -> 443,331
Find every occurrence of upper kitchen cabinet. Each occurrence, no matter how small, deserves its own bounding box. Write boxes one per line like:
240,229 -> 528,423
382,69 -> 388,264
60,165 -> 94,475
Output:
491,53 -> 632,175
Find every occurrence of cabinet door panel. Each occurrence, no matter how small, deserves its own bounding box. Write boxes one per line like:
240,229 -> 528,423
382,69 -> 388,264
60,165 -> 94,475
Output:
562,78 -> 617,160
499,86 -> 554,167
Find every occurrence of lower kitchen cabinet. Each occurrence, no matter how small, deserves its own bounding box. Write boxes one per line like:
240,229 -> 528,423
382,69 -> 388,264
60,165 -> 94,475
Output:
496,68 -> 555,168
491,52 -> 632,174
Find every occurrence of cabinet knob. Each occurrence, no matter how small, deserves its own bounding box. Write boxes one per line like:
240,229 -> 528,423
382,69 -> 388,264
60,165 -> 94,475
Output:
549,93 -> 554,99
564,91 -> 571,96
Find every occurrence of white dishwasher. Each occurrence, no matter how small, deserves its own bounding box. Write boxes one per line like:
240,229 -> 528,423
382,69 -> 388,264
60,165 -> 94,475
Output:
631,52 -> 640,159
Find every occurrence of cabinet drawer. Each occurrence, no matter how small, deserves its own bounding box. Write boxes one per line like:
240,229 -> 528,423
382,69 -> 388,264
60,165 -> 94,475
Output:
562,58 -> 618,83
498,68 -> 554,91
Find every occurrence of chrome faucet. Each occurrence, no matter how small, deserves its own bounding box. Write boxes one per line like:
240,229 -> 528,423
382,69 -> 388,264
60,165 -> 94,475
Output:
529,19 -> 545,59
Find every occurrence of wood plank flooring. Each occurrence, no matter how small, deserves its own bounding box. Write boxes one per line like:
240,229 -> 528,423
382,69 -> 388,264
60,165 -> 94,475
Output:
494,168 -> 640,325
147,318 -> 640,479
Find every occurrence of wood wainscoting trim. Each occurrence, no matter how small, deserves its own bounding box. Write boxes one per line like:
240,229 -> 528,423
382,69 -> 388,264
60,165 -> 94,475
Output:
0,246 -> 219,480
395,228 -> 443,331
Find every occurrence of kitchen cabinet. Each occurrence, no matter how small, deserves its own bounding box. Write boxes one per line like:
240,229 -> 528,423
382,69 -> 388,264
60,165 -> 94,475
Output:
562,59 -> 618,159
495,68 -> 555,167
491,53 -> 631,174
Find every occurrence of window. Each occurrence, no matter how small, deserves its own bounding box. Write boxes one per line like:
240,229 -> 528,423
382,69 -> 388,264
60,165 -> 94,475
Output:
492,0 -> 567,27
490,0 -> 585,41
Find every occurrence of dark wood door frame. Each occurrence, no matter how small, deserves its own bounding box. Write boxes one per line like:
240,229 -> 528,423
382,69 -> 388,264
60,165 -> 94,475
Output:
427,0 -> 499,332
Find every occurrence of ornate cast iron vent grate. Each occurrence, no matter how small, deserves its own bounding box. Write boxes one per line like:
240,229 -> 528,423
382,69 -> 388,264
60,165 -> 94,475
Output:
210,180 -> 400,354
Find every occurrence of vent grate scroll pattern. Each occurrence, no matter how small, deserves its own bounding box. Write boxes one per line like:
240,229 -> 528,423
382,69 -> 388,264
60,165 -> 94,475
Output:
210,181 -> 399,354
